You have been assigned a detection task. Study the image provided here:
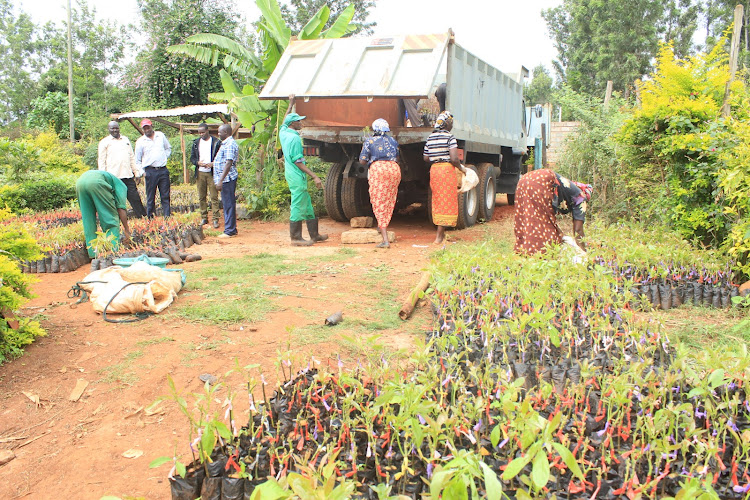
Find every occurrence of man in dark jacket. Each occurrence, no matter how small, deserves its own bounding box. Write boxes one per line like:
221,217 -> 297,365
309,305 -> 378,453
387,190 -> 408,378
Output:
190,123 -> 222,227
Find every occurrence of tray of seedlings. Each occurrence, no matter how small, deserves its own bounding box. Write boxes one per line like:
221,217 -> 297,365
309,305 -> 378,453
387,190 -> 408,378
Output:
90,212 -> 205,270
137,184 -> 202,215
151,230 -> 749,499
4,210 -> 91,273
587,223 -> 743,310
5,210 -> 206,273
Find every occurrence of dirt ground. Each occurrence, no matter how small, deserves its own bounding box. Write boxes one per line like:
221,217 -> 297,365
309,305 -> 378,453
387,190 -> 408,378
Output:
0,201 -> 516,499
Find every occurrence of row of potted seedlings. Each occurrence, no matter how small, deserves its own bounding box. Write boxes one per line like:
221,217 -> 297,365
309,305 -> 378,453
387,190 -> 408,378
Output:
6,211 -> 205,273
90,214 -> 205,270
154,238 -> 749,499
587,223 -> 744,310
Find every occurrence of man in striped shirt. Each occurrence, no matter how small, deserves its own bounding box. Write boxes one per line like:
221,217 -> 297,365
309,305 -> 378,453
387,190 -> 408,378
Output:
212,124 -> 240,238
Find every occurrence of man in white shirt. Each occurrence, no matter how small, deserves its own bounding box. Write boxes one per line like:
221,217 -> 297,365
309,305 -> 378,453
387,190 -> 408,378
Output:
98,121 -> 146,218
134,119 -> 172,218
189,123 -> 221,228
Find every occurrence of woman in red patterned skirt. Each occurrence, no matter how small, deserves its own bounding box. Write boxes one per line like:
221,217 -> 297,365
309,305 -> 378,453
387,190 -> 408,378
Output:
513,168 -> 593,255
359,118 -> 401,248
423,111 -> 467,244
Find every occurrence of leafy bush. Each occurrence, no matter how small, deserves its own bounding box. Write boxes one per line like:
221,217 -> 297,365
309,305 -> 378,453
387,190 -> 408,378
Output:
82,141 -> 99,169
237,145 -> 330,220
617,43 -> 745,246
0,208 -> 45,364
19,177 -> 77,212
553,87 -> 632,221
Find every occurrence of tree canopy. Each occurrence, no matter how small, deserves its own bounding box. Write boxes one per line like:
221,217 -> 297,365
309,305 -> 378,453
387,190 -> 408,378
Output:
543,0 -> 701,95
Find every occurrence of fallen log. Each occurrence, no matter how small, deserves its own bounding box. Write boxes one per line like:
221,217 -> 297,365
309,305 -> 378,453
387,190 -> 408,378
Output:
398,272 -> 431,321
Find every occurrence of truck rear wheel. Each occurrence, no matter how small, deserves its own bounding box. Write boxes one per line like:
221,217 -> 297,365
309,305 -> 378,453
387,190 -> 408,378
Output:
477,162 -> 496,221
507,193 -> 516,205
324,161 -> 347,222
341,177 -> 373,220
456,164 -> 479,229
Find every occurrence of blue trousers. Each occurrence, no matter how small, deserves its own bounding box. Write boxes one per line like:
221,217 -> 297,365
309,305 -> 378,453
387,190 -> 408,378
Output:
144,166 -> 171,218
221,178 -> 237,235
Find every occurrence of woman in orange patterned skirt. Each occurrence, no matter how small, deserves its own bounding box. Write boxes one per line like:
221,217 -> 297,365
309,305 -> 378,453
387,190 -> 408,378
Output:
359,118 -> 401,248
423,111 -> 467,244
513,168 -> 593,255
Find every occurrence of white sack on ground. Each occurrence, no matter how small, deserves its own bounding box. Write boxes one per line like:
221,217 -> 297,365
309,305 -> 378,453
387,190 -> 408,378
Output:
79,262 -> 183,315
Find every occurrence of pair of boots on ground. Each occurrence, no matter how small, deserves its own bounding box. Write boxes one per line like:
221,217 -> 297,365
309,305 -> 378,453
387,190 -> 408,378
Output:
290,218 -> 327,246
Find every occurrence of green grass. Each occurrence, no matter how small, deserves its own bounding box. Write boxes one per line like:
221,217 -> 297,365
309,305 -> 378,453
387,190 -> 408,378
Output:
652,306 -> 750,353
136,336 -> 175,347
97,350 -> 143,386
172,252 -> 352,324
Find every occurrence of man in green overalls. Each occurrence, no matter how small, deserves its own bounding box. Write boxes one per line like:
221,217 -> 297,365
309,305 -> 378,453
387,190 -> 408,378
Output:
279,112 -> 328,246
76,170 -> 132,258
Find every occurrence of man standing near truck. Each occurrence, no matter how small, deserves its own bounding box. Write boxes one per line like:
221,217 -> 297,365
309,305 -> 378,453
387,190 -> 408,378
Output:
279,112 -> 328,246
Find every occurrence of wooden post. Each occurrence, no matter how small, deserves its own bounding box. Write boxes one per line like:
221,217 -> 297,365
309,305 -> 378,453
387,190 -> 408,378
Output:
722,4 -> 744,117
604,80 -> 613,106
180,124 -> 188,184
541,122 -> 548,167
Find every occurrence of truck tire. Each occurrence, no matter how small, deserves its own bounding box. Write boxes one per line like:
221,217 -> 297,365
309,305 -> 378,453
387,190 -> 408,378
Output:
456,164 -> 479,229
477,162 -> 496,221
324,161 -> 347,222
507,193 -> 515,205
341,177 -> 373,220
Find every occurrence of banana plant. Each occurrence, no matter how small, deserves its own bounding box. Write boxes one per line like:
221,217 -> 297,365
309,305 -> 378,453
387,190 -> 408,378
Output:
167,0 -> 357,149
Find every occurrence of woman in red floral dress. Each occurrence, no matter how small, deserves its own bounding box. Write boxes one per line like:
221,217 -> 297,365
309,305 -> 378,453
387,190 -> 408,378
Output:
359,119 -> 401,248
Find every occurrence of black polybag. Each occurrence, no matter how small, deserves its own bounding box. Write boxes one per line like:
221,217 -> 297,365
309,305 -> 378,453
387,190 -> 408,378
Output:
221,477 -> 244,500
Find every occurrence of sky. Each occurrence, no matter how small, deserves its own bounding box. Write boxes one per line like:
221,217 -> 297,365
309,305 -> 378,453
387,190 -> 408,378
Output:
28,0 -> 561,77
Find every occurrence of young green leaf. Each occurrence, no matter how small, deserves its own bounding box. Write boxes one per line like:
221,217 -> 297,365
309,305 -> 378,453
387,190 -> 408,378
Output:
501,454 -> 532,481
149,456 -> 172,468
531,451 -> 550,490
552,442 -> 585,481
490,424 -> 501,448
480,461 -> 503,500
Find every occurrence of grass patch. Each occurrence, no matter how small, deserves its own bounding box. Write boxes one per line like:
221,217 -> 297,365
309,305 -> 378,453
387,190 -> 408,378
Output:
290,324 -> 336,346
136,336 -> 175,346
173,252 -> 359,324
654,307 -> 750,353
97,351 -> 142,386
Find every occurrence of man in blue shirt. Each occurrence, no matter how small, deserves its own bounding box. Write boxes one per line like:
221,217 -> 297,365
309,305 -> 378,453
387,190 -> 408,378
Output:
134,119 -> 172,218
212,124 -> 240,238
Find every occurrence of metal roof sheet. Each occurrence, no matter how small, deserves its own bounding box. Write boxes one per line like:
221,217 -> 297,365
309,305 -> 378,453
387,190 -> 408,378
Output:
113,104 -> 229,119
259,33 -> 450,99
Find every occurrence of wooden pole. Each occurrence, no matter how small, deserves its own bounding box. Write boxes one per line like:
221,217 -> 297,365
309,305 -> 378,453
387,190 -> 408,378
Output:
604,80 -> 613,106
180,125 -> 188,184
66,0 -> 74,142
722,4 -> 744,117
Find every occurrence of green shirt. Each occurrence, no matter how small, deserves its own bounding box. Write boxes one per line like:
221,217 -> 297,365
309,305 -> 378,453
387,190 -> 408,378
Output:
280,125 -> 306,187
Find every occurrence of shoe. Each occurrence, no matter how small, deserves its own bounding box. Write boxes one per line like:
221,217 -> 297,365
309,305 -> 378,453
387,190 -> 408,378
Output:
201,218 -> 208,225
212,220 -> 219,229
290,221 -> 313,246
217,233 -> 236,239
306,218 -> 328,242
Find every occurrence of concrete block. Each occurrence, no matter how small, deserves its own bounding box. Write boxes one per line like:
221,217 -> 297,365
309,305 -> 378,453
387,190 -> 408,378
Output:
340,229 -> 395,244
350,216 -> 375,228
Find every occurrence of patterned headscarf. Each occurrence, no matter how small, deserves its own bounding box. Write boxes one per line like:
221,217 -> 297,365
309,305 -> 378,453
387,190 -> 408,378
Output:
372,118 -> 390,134
434,111 -> 453,130
573,181 -> 593,201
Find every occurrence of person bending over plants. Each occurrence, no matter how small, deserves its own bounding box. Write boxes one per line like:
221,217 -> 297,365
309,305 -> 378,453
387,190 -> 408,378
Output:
513,168 -> 592,255
75,170 -> 131,258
